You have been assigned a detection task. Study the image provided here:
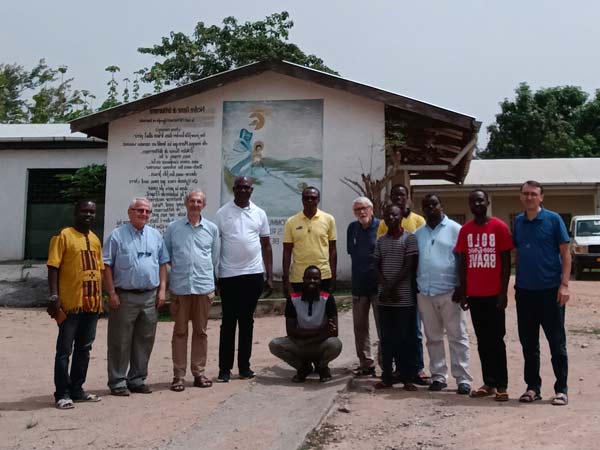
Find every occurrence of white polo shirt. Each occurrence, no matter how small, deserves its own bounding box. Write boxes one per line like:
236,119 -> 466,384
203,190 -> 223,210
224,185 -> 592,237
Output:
214,200 -> 270,278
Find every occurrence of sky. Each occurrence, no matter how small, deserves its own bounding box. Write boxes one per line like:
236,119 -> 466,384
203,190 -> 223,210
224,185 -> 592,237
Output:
3,0 -> 600,145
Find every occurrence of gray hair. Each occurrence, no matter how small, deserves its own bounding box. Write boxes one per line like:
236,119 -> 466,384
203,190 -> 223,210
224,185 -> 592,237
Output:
352,196 -> 373,208
184,190 -> 206,203
129,197 -> 152,208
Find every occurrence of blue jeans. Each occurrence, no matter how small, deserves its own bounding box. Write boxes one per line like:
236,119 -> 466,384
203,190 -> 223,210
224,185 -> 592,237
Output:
54,312 -> 99,401
378,305 -> 419,384
516,287 -> 568,394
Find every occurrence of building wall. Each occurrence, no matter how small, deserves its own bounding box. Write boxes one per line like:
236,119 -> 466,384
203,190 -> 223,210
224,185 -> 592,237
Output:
0,148 -> 107,261
105,71 -> 386,279
413,188 -> 597,230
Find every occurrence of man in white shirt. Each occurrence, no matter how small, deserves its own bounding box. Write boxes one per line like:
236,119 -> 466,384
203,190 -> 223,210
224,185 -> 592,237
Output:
214,176 -> 273,382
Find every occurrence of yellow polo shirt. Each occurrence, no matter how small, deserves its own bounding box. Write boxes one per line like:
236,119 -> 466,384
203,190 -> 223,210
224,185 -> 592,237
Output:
377,211 -> 425,238
283,209 -> 337,282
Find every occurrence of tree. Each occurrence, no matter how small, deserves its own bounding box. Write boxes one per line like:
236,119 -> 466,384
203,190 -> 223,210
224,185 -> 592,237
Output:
0,63 -> 32,123
480,82 -> 600,158
55,164 -> 107,203
137,11 -> 337,88
98,65 -> 121,111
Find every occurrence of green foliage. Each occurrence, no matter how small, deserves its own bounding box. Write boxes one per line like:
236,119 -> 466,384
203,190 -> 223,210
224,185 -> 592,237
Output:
481,82 -> 600,158
137,11 -> 337,88
98,65 -> 121,111
55,164 -> 106,203
0,59 -> 93,123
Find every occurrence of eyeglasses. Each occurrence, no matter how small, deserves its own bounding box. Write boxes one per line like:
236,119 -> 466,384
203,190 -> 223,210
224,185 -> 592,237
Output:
130,208 -> 152,214
353,206 -> 371,212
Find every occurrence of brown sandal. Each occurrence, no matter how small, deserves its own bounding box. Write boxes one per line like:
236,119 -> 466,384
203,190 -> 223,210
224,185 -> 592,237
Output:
170,378 -> 185,392
495,391 -> 509,402
193,375 -> 213,388
470,385 -> 497,398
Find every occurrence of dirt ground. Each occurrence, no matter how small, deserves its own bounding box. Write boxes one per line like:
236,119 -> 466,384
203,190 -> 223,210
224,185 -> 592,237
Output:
312,277 -> 600,450
1,276 -> 599,450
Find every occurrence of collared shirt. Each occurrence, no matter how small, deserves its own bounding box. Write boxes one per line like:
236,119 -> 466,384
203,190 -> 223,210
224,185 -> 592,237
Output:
377,210 -> 425,238
283,208 -> 337,283
415,215 -> 461,296
513,207 -> 569,290
164,216 -> 219,295
347,218 -> 380,296
214,200 -> 270,278
103,223 -> 169,290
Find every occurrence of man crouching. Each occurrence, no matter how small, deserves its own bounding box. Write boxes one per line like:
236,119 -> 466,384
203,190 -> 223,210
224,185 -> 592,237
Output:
269,266 -> 342,383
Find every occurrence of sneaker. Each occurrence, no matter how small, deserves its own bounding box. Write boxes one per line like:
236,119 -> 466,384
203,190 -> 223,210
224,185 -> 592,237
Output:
217,371 -> 231,383
239,369 -> 255,379
129,384 -> 152,394
292,365 -> 312,383
110,387 -> 130,396
457,383 -> 471,395
428,381 -> 448,392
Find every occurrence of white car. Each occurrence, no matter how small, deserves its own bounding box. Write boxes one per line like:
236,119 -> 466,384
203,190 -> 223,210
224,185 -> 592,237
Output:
570,215 -> 600,279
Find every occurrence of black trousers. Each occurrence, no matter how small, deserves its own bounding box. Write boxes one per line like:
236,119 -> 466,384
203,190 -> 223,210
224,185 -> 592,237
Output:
218,273 -> 264,373
516,287 -> 568,395
378,305 -> 419,384
469,296 -> 508,390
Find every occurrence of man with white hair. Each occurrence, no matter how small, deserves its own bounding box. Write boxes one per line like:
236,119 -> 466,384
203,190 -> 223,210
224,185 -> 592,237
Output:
103,197 -> 169,396
346,196 -> 380,376
164,190 -> 219,391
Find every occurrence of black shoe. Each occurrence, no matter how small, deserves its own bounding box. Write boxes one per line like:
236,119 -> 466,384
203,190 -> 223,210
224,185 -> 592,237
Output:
129,384 -> 152,394
217,371 -> 231,383
292,366 -> 312,383
457,383 -> 471,395
319,367 -> 332,383
110,387 -> 130,396
239,369 -> 255,380
352,366 -> 376,377
428,381 -> 448,392
413,373 -> 432,386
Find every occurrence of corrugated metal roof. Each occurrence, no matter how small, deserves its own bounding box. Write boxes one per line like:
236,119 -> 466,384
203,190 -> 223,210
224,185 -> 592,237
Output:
0,124 -> 105,142
412,158 -> 600,186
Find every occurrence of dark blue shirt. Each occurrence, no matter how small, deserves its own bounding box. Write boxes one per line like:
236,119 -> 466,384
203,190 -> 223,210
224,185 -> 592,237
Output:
347,218 -> 380,296
513,208 -> 569,290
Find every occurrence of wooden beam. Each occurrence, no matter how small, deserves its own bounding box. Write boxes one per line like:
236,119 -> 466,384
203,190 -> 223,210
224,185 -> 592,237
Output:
397,164 -> 450,171
450,136 -> 477,167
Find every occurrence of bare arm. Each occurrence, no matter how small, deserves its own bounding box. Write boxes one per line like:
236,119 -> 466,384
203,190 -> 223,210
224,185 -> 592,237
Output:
104,266 -> 120,310
286,317 -> 320,339
260,236 -> 273,297
47,266 -> 60,314
498,250 -> 512,309
456,253 -> 469,310
328,240 -> 337,291
558,243 -> 571,306
282,242 -> 293,298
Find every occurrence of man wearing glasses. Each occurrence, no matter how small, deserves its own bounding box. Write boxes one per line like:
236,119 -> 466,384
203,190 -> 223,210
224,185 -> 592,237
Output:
282,186 -> 337,298
103,197 -> 169,396
164,190 -> 219,391
346,197 -> 379,377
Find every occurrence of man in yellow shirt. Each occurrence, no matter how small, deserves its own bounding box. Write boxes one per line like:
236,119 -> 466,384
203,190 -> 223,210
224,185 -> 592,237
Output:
283,187 -> 337,298
47,200 -> 104,409
377,183 -> 425,236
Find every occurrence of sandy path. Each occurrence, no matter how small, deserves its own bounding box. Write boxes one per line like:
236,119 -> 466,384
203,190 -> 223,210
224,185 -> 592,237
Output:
315,278 -> 600,450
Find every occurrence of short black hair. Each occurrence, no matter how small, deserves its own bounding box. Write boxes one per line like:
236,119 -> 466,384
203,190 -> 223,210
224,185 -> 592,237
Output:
521,180 -> 544,194
469,189 -> 489,200
422,193 -> 441,204
302,186 -> 320,197
74,199 -> 96,213
304,265 -> 321,276
391,183 -> 409,195
383,203 -> 401,214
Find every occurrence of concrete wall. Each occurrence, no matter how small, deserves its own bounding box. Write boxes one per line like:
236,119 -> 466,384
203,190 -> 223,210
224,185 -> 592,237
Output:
105,71 -> 386,279
0,148 -> 107,261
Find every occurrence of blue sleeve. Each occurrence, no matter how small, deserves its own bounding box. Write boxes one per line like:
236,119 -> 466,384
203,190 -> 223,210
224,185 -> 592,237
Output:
164,224 -> 173,256
555,215 -> 570,245
512,218 -> 519,247
102,232 -> 117,266
157,230 -> 170,264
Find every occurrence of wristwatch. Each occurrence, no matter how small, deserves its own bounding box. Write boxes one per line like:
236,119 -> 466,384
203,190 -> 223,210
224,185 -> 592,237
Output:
48,294 -> 59,303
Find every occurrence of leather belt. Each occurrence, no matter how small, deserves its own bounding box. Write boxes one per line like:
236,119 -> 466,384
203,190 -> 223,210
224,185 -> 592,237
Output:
115,287 -> 156,294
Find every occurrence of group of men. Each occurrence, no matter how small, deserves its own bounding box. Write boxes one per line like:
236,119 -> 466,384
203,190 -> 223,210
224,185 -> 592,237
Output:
47,177 -> 343,409
347,181 -> 570,406
47,176 -> 571,409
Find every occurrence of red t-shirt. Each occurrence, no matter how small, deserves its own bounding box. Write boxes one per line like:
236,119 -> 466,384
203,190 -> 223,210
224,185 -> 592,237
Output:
455,217 -> 514,297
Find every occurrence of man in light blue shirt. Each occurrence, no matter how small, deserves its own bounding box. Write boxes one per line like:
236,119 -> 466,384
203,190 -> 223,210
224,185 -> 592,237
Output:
164,190 -> 219,391
103,197 -> 169,396
415,193 -> 472,394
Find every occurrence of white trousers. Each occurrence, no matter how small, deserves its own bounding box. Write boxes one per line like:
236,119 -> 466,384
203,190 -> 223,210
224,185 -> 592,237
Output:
417,291 -> 472,386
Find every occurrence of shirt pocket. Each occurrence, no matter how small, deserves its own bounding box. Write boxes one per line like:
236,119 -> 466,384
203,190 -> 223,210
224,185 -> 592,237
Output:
115,251 -> 133,270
